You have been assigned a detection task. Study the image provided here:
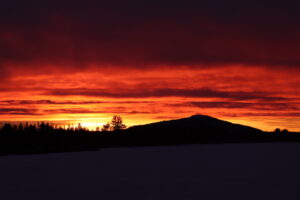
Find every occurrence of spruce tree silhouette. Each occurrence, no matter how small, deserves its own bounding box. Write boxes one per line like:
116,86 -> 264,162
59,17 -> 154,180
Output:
111,115 -> 126,131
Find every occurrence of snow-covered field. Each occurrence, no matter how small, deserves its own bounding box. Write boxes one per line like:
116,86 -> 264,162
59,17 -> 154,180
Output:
1,143 -> 300,200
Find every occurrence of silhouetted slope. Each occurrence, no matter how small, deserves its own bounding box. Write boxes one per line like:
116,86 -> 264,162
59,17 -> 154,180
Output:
1,115 -> 297,156
125,115 -> 263,145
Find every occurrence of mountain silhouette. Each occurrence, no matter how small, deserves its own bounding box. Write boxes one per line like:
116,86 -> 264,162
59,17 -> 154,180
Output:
1,115 -> 295,156
124,115 -> 263,145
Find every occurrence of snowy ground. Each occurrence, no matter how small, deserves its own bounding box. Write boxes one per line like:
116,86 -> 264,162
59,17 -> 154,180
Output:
1,143 -> 300,200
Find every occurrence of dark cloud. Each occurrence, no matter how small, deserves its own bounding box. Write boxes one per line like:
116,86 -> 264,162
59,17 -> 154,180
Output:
44,108 -> 99,114
225,112 -> 300,117
172,101 -> 300,111
0,99 -> 159,105
0,100 -> 105,105
44,108 -> 151,115
0,106 -> 152,116
1,0 -> 300,72
0,108 -> 39,115
44,87 -> 286,101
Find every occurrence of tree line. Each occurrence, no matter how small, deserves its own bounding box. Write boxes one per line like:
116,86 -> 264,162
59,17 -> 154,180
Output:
0,115 -> 130,155
0,115 -> 126,136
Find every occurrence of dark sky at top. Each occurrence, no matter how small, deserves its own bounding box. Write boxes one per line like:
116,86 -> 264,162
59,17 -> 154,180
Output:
1,0 -> 300,69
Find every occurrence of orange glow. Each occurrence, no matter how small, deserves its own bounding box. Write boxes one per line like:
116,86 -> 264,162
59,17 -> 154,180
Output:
0,65 -> 299,131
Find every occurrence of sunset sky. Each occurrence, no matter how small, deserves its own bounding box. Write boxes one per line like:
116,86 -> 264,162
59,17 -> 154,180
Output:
0,0 -> 300,131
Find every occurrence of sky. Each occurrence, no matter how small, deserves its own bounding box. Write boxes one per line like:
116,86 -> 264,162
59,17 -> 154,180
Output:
0,0 -> 300,131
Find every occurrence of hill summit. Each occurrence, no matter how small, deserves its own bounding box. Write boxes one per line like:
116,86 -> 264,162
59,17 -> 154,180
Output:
126,115 -> 263,144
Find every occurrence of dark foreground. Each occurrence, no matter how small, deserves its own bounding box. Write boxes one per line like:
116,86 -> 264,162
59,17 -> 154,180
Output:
1,143 -> 300,200
0,115 -> 298,155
